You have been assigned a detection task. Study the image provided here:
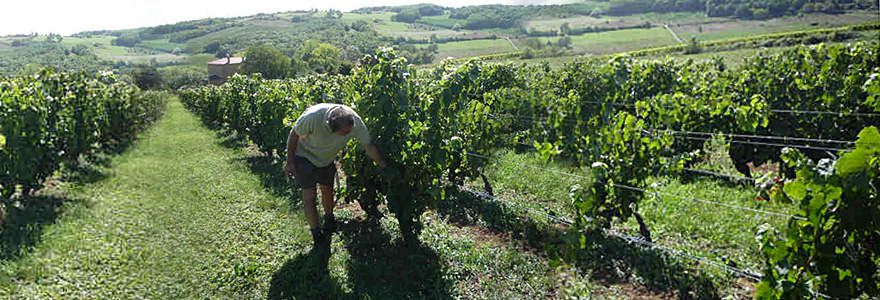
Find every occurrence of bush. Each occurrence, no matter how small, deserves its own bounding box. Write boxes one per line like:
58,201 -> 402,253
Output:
392,9 -> 422,23
132,65 -> 163,90
241,45 -> 290,79
160,66 -> 207,90
112,34 -> 141,47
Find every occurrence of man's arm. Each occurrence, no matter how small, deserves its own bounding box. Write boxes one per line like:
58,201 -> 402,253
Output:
364,143 -> 387,169
284,128 -> 299,177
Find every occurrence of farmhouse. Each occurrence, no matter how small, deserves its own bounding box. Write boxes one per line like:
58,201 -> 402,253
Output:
207,57 -> 245,85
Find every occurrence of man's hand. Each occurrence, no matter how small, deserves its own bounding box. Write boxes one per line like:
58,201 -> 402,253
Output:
284,160 -> 297,178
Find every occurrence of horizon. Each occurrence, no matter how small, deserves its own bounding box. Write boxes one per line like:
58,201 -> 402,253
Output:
1,0 -> 577,36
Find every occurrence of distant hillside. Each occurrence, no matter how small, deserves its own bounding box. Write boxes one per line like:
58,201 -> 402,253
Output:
0,1 -> 877,76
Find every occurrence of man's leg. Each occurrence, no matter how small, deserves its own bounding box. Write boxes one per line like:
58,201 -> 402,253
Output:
319,184 -> 337,233
319,184 -> 335,216
302,187 -> 319,229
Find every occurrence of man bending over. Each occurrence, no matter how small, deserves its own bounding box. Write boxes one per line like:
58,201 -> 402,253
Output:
284,103 -> 387,248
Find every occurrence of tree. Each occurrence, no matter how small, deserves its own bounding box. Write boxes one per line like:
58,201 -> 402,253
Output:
560,23 -> 571,35
160,66 -> 207,90
684,36 -> 702,54
326,9 -> 343,19
46,33 -> 63,43
132,65 -> 163,90
308,43 -> 342,74
241,45 -> 290,79
417,4 -> 445,16
112,33 -> 141,47
556,36 -> 572,48
215,45 -> 233,59
290,57 -> 309,77
392,9 -> 421,23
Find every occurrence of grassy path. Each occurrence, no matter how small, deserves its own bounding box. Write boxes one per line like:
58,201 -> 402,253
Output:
1,98 -> 308,298
0,98 -> 557,299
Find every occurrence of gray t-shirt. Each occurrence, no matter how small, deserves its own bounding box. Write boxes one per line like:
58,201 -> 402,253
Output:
293,103 -> 371,167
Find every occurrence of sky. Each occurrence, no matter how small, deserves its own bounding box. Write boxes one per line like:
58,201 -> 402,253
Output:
0,0 -> 577,36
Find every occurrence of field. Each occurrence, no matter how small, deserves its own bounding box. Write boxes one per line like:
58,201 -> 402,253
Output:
2,37 -> 878,299
431,26 -> 683,61
435,38 -> 518,60
675,11 -> 880,41
139,39 -> 186,53
170,42 -> 878,298
541,27 -> 678,54
418,14 -> 466,28
0,99 -> 565,299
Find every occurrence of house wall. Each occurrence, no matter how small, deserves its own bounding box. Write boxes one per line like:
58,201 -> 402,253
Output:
208,63 -> 242,85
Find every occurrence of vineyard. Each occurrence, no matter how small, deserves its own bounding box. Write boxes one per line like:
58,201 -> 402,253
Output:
0,70 -> 168,231
177,42 -> 880,298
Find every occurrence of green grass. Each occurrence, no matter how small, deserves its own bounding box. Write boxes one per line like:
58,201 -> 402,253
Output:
419,15 -> 465,29
139,39 -> 186,53
479,145 -> 798,280
675,11 -> 879,41
0,98 -> 307,298
58,36 -> 115,48
94,44 -> 131,56
185,53 -> 218,67
340,12 -> 395,23
540,27 -> 678,54
372,19 -> 412,33
0,98 -> 563,299
437,38 -> 517,60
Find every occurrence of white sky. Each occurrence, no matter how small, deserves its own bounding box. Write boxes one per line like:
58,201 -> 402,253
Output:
0,0 -> 577,36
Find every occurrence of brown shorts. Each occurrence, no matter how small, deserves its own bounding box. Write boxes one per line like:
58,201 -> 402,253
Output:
293,156 -> 336,189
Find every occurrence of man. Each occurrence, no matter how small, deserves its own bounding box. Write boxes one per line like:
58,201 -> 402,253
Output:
283,103 -> 387,247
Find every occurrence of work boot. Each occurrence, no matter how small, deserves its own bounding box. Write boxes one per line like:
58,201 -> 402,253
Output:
323,213 -> 337,234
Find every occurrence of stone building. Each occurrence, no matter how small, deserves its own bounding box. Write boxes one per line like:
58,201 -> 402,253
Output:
207,57 -> 245,85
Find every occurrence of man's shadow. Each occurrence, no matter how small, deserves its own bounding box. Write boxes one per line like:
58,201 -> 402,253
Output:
266,242 -> 345,300
267,217 -> 453,300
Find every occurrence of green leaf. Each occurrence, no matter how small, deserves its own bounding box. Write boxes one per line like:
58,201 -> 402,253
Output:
784,179 -> 807,201
836,268 -> 852,281
855,126 -> 880,150
837,149 -> 870,177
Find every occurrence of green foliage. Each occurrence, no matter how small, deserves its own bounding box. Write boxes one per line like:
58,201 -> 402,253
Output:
0,43 -> 114,76
112,33 -> 141,47
757,127 -> 880,299
395,44 -> 436,65
241,45 -> 290,79
391,9 -> 422,23
685,36 -> 702,54
159,66 -> 207,90
0,69 -> 168,202
341,49 -> 438,242
607,0 -> 877,19
132,65 -> 163,90
305,43 -> 342,74
179,43 -> 879,290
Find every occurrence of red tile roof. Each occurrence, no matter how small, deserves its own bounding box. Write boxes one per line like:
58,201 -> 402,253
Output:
207,57 -> 246,65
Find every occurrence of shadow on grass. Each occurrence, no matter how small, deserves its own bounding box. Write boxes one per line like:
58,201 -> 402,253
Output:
211,129 -> 301,209
438,188 -> 721,299
267,218 -> 453,300
236,156 -> 297,204
61,163 -> 109,184
266,243 -> 346,300
575,229 -> 719,299
0,195 -> 85,260
436,188 -> 558,249
338,218 -> 453,300
216,129 -> 250,150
